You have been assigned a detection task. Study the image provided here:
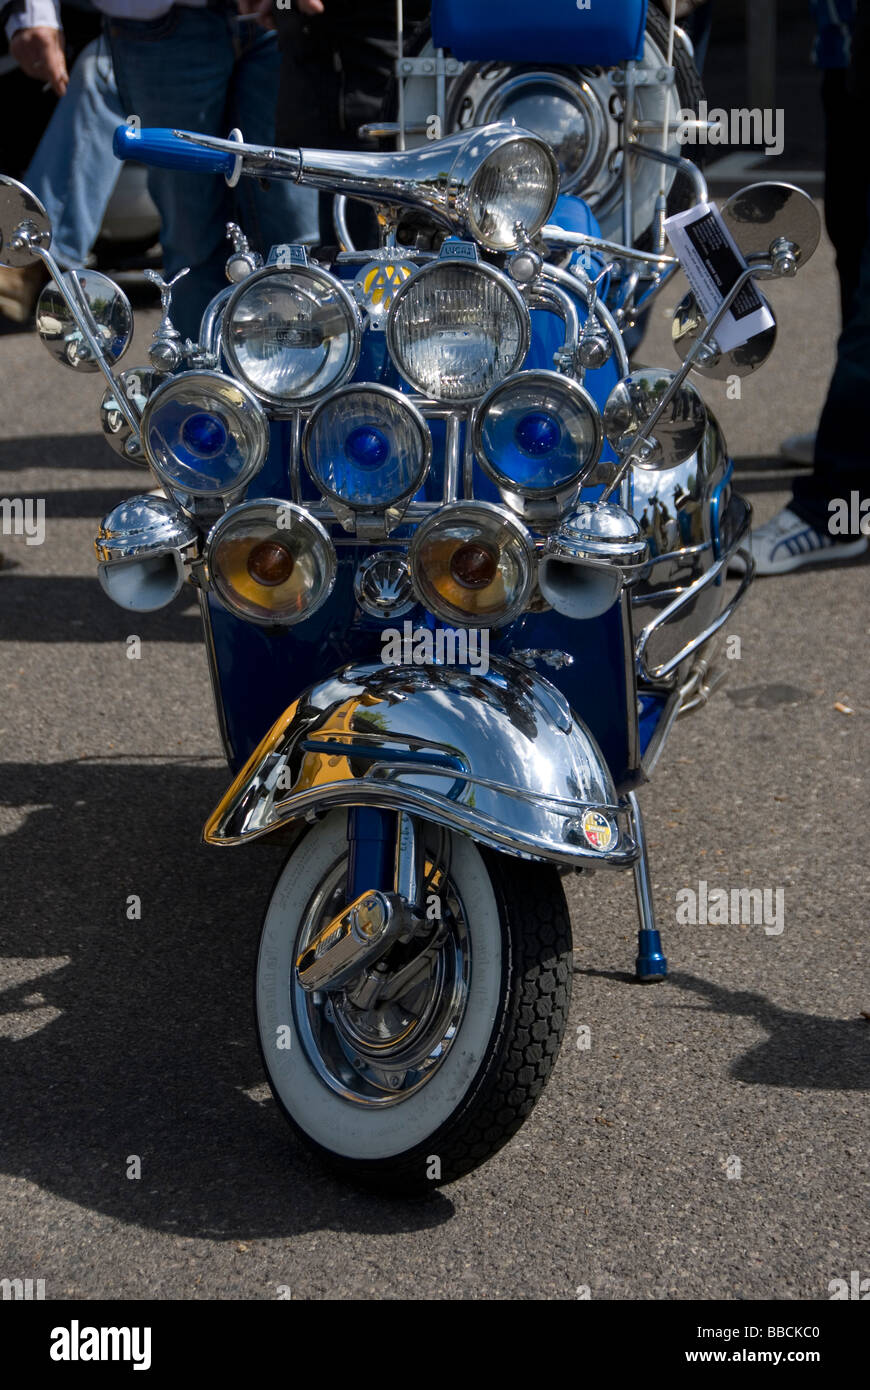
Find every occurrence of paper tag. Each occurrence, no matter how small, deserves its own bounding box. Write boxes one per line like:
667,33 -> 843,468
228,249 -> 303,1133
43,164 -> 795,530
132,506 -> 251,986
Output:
664,202 -> 774,353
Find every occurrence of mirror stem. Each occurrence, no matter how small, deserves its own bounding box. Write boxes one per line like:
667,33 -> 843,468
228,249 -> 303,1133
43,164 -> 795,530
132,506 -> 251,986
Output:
600,258 -> 773,502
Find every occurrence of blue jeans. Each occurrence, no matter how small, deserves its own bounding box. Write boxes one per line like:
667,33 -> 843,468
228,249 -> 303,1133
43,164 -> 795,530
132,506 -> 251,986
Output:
25,37 -> 125,268
107,7 -> 320,341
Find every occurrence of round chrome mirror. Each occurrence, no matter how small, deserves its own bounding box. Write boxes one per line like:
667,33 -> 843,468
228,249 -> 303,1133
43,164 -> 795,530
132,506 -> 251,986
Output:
0,176 -> 51,267
721,183 -> 821,278
672,291 -> 777,378
36,269 -> 133,371
603,368 -> 707,470
100,366 -> 166,463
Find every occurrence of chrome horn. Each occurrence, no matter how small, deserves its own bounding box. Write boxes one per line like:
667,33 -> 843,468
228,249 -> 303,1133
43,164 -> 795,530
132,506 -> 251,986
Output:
115,123 -> 559,252
95,495 -> 200,612
538,503 -> 647,620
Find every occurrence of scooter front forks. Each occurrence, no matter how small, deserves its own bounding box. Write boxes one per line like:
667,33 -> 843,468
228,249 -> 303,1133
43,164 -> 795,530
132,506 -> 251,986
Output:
627,790 -> 668,982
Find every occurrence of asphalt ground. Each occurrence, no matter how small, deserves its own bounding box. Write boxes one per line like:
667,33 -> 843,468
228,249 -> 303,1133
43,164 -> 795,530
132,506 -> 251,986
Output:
0,203 -> 868,1302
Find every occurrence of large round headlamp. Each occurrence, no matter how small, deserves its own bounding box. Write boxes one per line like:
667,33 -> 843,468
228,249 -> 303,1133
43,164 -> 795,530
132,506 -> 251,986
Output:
386,260 -> 531,404
473,370 -> 602,501
223,264 -> 360,409
409,501 -> 536,628
206,499 -> 336,627
141,370 -> 268,498
303,384 -> 431,513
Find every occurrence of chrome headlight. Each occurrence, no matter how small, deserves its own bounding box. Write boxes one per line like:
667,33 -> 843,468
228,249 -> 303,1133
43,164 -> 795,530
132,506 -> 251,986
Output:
472,73 -> 607,197
386,259 -> 530,404
95,494 -> 199,612
409,500 -> 536,628
141,370 -> 269,498
303,384 -> 431,514
454,127 -> 560,251
206,499 -> 336,627
473,370 -> 602,502
223,264 -> 360,409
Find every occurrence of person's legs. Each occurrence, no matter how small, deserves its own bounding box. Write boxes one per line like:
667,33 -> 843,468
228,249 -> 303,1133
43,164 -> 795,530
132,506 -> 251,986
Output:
24,36 -> 125,269
682,1 -> 713,73
107,6 -> 237,340
789,215 -> 870,537
820,68 -> 868,324
227,21 -> 319,255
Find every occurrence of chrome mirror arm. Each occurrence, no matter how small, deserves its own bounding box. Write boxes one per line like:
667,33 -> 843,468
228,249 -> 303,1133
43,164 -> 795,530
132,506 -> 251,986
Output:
599,259 -> 775,502
542,224 -> 677,271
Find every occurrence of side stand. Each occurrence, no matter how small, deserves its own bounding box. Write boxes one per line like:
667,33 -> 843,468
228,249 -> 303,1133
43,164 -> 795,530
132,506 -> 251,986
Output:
627,790 -> 668,982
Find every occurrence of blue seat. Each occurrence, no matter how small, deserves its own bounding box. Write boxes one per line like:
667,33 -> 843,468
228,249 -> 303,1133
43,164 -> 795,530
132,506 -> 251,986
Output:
431,0 -> 648,66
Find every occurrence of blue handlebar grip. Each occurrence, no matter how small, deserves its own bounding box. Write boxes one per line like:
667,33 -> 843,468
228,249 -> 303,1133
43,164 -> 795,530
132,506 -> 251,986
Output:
113,125 -> 238,178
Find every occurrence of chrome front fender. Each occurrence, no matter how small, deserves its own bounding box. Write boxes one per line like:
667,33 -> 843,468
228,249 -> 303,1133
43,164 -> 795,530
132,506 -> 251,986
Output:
203,659 -> 638,868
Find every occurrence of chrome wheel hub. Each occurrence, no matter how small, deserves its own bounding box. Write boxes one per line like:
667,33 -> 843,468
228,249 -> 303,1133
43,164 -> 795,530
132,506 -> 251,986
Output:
293,854 -> 470,1106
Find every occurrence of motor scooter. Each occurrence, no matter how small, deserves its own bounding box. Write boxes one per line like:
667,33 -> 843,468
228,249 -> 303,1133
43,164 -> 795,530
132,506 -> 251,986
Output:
0,0 -> 820,1192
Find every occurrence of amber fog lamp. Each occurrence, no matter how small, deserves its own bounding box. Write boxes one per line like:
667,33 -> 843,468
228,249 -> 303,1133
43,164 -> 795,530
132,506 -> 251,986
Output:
247,540 -> 295,586
206,499 -> 336,626
409,501 -> 536,628
450,541 -> 499,589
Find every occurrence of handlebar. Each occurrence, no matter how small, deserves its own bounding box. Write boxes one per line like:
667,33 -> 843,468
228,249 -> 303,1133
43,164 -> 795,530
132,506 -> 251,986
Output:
113,125 -> 239,178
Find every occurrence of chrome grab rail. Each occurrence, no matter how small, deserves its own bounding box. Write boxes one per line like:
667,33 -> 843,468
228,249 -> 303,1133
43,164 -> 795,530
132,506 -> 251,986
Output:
635,500 -> 754,684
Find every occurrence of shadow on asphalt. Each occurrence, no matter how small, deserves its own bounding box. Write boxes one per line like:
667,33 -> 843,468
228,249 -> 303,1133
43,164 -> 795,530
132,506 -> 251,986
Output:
0,433 -> 136,473
0,573 -> 200,642
577,969 -> 870,1092
0,758 -> 454,1236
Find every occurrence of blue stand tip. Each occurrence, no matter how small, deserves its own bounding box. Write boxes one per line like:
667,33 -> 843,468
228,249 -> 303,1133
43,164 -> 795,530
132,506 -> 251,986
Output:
636,929 -> 667,982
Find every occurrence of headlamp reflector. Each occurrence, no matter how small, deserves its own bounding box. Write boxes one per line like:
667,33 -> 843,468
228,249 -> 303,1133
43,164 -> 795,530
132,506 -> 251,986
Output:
386,260 -> 530,404
467,136 -> 560,250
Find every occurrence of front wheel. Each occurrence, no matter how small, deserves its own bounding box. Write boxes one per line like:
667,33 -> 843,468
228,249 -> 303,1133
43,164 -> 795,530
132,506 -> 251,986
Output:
255,811 -> 572,1194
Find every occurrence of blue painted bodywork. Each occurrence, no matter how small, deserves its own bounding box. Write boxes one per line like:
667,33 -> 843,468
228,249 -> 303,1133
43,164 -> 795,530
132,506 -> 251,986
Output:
207,192 -> 656,799
431,0 -> 648,65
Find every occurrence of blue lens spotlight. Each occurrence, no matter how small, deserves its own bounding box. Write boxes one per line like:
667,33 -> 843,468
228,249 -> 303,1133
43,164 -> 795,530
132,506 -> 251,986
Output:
515,410 -> 561,457
304,384 -> 431,516
182,411 -> 228,458
141,371 -> 269,499
473,370 -> 602,504
346,425 -> 390,469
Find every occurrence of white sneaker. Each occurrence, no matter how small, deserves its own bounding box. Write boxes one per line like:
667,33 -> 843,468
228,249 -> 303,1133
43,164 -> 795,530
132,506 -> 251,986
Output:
729,507 -> 868,576
779,431 -> 816,465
